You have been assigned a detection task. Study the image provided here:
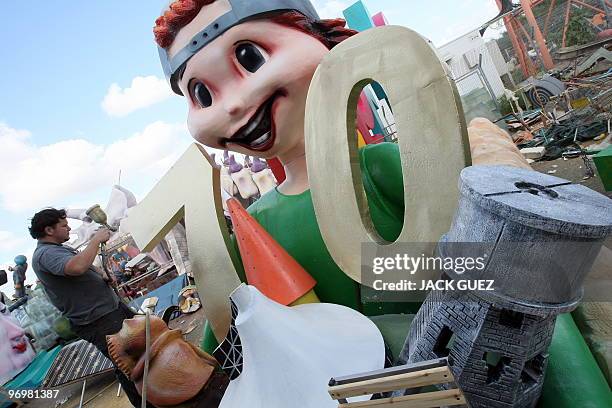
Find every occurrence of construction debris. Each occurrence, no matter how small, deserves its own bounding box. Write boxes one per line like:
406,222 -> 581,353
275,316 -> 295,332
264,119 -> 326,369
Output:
520,146 -> 546,159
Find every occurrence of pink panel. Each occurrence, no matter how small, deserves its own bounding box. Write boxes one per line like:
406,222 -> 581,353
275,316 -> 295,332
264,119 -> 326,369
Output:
356,92 -> 384,145
372,12 -> 388,27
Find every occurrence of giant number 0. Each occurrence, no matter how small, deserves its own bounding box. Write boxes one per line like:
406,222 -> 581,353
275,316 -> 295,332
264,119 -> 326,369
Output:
306,26 -> 470,285
124,26 -> 470,342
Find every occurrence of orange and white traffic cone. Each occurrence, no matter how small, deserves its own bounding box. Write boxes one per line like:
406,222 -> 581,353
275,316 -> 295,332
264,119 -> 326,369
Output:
227,198 -> 319,306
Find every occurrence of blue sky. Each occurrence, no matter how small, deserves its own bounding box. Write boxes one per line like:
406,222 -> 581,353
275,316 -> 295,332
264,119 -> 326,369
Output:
0,0 -> 502,295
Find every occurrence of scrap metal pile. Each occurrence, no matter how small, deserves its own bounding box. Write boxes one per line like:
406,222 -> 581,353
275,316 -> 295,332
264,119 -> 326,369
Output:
505,67 -> 612,168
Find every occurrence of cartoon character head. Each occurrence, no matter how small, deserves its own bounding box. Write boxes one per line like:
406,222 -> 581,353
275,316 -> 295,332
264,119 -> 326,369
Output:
0,302 -> 36,384
154,0 -> 356,163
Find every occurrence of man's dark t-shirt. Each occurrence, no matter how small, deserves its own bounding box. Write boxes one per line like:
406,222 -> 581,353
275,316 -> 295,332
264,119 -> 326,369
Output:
32,241 -> 119,325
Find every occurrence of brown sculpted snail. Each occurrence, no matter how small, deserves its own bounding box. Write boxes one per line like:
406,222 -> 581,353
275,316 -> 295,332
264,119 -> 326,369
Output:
107,315 -> 222,407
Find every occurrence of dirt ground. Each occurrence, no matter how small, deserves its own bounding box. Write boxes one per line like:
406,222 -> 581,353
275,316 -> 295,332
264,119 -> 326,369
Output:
532,153 -> 611,253
531,154 -> 611,199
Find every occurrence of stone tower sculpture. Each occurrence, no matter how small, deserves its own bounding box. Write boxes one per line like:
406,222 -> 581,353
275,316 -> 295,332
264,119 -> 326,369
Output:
399,165 -> 612,408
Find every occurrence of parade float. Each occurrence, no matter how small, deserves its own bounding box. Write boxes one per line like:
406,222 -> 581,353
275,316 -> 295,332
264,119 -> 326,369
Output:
1,0 -> 610,407
114,0 -> 612,407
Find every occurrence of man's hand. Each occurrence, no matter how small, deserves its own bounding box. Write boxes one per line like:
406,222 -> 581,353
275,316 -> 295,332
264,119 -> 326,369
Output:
65,228 -> 111,276
92,228 -> 111,244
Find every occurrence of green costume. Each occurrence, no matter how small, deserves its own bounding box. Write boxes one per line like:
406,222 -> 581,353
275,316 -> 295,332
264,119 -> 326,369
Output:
202,143 -> 414,353
201,143 -> 611,407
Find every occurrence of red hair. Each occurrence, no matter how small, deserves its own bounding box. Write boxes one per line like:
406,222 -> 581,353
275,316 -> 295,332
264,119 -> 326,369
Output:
154,0 -> 357,50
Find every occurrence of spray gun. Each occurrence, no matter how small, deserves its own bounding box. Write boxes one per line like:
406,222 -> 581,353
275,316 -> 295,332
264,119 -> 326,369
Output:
86,205 -> 120,294
86,205 -> 117,232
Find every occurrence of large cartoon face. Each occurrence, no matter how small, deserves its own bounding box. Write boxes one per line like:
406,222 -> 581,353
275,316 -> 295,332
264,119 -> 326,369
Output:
169,4 -> 329,161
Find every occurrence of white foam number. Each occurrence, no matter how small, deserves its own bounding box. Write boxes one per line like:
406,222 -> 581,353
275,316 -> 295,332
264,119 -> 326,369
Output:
126,27 -> 469,341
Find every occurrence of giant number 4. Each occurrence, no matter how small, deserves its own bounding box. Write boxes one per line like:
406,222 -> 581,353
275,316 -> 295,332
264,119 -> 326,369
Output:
125,26 -> 470,342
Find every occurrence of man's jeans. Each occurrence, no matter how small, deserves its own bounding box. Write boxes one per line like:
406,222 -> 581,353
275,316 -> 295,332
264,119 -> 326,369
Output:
71,302 -> 149,407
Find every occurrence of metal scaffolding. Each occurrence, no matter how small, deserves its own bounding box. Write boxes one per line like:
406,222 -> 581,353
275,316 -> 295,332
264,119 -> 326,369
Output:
493,0 -> 610,77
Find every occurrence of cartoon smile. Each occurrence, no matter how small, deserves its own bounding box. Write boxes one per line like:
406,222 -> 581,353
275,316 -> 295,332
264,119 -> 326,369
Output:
225,92 -> 282,151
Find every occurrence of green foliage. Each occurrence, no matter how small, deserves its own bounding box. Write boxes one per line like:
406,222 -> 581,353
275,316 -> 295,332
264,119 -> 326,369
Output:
497,92 -> 528,116
511,68 -> 526,84
498,95 -> 514,116
565,8 -> 597,47
497,30 -> 513,53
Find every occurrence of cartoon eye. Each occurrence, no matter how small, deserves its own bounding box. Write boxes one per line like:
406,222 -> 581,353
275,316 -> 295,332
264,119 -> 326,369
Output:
235,43 -> 266,73
190,81 -> 213,108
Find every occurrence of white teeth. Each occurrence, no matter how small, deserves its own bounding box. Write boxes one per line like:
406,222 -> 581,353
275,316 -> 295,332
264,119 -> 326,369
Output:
251,132 -> 271,147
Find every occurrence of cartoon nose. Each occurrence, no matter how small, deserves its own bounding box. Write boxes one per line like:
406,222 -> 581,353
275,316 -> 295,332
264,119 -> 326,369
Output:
223,96 -> 247,117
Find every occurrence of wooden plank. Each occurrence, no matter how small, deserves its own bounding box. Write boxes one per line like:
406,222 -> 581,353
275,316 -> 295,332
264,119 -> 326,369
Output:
330,359 -> 449,386
337,389 -> 465,408
329,366 -> 452,400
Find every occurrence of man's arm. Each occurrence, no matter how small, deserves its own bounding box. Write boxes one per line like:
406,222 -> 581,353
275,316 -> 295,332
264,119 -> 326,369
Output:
64,229 -> 111,276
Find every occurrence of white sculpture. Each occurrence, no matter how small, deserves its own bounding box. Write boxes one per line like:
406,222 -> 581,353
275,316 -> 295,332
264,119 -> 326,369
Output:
228,155 -> 260,200
65,185 -> 137,248
250,157 -> 277,196
219,285 -> 385,408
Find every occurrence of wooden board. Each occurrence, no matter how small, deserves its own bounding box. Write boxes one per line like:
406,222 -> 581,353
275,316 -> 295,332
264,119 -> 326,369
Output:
337,389 -> 465,408
329,366 -> 452,399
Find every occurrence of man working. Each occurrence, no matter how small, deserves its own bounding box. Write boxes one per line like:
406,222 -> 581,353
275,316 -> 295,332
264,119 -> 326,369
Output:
29,208 -> 146,407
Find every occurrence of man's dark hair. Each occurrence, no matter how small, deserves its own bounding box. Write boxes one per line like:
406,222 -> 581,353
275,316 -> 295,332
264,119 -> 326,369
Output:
29,208 -> 67,239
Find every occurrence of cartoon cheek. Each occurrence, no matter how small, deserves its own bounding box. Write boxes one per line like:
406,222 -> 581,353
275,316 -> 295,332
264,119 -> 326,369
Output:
187,112 -> 210,139
191,110 -> 229,144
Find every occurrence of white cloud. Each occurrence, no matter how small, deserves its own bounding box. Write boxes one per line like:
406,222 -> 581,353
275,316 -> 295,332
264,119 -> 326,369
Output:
0,121 -> 192,213
0,231 -> 27,253
383,1 -> 501,46
313,0 -> 351,19
101,75 -> 174,117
